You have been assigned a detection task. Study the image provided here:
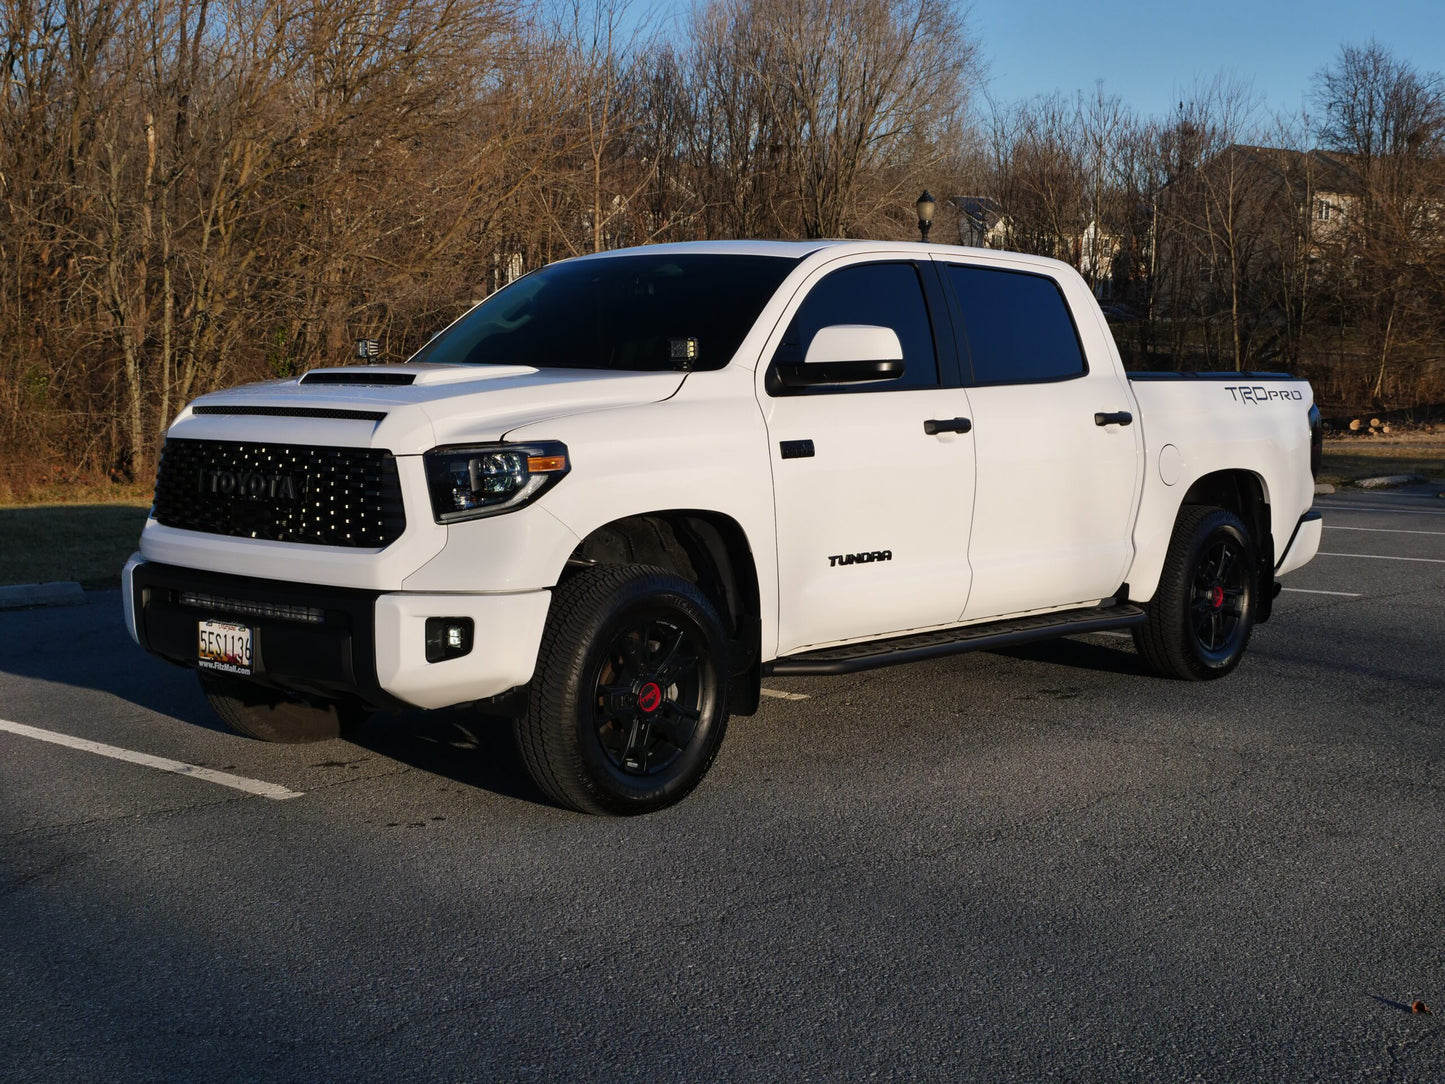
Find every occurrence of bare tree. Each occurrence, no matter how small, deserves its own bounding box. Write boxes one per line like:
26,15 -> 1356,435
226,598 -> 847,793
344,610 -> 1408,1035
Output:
1314,41 -> 1445,401
8,6 -> 1445,499
680,0 -> 784,238
752,0 -> 979,239
1,0 -> 519,483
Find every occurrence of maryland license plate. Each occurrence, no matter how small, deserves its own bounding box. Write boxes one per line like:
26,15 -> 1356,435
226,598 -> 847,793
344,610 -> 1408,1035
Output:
198,619 -> 253,675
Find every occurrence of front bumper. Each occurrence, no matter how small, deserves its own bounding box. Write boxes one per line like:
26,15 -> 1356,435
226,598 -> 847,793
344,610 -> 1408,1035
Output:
124,558 -> 550,710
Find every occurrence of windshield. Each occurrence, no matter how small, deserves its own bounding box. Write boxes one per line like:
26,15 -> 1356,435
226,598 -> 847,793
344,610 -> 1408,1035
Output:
410,253 -> 798,372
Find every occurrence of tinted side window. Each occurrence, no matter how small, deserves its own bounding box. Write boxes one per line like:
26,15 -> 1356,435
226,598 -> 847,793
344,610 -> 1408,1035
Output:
945,265 -> 1086,384
772,263 -> 938,391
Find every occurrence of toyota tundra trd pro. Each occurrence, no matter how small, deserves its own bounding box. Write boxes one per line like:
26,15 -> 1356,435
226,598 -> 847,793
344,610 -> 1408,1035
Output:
124,241 -> 1324,814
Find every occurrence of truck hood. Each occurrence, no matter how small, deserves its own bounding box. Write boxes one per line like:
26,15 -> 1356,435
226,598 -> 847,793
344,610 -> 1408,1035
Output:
167,364 -> 688,452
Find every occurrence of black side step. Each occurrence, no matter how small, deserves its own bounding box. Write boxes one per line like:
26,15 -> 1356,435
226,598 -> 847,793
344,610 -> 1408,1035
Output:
768,603 -> 1147,677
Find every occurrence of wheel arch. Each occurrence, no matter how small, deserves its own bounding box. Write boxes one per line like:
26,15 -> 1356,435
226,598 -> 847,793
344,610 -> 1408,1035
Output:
1130,468 -> 1277,620
1179,469 -> 1271,551
565,510 -> 763,715
1132,503 -> 1260,680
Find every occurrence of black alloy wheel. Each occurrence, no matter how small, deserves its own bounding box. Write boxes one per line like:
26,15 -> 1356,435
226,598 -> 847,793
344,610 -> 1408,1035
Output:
516,564 -> 731,815
592,617 -> 706,777
1189,535 -> 1250,663
1134,505 -> 1258,681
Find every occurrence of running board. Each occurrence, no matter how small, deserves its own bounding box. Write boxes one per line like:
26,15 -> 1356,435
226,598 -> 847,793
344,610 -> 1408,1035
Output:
767,603 -> 1147,677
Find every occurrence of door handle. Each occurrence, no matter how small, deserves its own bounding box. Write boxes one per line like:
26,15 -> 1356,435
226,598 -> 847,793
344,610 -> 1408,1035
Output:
924,417 -> 972,435
1094,411 -> 1133,427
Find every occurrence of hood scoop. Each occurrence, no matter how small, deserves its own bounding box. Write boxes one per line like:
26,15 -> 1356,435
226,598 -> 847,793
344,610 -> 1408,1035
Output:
299,364 -> 540,388
301,369 -> 417,387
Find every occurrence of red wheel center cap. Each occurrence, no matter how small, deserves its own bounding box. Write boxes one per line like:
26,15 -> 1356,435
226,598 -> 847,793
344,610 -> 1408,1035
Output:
1210,586 -> 1225,610
637,682 -> 663,713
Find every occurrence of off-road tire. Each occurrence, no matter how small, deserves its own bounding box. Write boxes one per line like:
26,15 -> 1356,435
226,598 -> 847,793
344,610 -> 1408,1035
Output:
516,564 -> 731,815
1134,505 -> 1258,680
199,672 -> 367,743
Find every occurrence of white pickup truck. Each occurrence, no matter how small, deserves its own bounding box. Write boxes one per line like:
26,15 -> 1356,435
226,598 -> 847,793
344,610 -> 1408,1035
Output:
124,241 -> 1323,813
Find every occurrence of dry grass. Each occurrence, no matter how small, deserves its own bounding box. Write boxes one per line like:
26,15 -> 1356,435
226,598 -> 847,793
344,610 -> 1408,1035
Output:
1318,437 -> 1445,486
0,504 -> 150,589
0,479 -> 153,507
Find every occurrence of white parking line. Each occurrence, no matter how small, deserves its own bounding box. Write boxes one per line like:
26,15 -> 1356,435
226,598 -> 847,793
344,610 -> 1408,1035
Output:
1314,503 -> 1445,517
1317,552 -> 1445,564
0,718 -> 303,800
1281,587 -> 1363,596
1325,525 -> 1445,537
759,688 -> 810,700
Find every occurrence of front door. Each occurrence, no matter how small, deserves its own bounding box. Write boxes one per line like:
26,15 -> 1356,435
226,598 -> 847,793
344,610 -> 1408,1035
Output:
760,258 -> 976,655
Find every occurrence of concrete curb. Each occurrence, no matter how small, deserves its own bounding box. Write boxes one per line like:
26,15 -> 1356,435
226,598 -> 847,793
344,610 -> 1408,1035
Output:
1356,474 -> 1426,489
0,581 -> 86,610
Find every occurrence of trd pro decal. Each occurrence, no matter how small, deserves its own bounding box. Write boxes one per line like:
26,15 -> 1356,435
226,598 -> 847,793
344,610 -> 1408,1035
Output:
1225,385 -> 1303,403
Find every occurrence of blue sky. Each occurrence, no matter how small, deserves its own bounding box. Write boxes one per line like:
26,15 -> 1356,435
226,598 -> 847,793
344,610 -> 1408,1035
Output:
968,0 -> 1445,124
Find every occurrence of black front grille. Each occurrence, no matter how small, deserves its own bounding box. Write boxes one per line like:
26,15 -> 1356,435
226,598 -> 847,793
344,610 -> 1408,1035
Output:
153,438 -> 406,547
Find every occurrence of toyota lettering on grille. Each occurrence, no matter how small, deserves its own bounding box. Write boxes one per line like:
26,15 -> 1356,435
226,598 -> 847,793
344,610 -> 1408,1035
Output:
197,468 -> 308,501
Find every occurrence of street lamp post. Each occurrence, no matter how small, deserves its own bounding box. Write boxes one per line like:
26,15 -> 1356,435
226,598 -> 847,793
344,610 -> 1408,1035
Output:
915,190 -> 936,243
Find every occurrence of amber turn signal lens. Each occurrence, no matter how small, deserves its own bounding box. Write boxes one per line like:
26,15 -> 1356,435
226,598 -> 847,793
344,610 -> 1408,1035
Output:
526,455 -> 568,473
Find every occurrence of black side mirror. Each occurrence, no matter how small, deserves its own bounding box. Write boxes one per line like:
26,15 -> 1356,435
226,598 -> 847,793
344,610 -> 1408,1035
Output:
776,357 -> 905,388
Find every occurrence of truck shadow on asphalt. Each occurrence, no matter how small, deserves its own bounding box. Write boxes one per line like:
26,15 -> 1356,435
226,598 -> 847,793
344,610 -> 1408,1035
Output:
0,592 -> 239,735
0,592 -> 555,805
2,592 -> 1160,810
346,708 -> 551,807
989,635 -> 1151,677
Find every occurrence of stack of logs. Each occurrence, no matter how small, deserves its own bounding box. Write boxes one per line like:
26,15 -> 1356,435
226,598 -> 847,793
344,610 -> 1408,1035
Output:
1347,417 -> 1392,435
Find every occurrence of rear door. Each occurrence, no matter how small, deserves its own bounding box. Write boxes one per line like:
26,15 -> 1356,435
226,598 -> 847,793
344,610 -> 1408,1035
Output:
760,257 -> 976,655
932,257 -> 1143,621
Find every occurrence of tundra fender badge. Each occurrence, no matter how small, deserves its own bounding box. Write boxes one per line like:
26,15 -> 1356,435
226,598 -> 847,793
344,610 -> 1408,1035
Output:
828,550 -> 893,567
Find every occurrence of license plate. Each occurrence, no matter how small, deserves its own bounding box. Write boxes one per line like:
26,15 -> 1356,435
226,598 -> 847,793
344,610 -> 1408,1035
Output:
198,620 -> 253,675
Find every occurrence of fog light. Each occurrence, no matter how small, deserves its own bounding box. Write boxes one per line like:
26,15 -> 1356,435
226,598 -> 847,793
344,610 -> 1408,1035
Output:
425,617 -> 474,663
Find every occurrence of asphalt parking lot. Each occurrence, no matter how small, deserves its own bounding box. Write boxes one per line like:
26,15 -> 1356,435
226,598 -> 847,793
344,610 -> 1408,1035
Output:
1,486 -> 1442,1081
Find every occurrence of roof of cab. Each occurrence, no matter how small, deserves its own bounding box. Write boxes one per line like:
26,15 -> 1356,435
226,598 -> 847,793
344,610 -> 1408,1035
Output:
568,238 -> 1078,278
571,239 -> 840,260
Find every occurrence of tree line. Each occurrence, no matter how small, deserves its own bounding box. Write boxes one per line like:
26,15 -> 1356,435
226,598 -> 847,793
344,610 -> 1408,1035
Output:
982,47 -> 1444,415
1,0 -> 1441,492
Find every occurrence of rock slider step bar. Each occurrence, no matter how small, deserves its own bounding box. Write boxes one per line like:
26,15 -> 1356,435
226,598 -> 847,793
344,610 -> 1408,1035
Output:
768,603 -> 1146,676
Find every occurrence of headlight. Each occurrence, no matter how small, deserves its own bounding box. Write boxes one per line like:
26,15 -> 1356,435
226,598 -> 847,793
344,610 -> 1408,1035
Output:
423,441 -> 570,522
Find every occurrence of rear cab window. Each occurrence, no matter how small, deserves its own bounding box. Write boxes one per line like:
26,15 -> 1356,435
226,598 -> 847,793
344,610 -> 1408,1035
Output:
942,264 -> 1086,385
